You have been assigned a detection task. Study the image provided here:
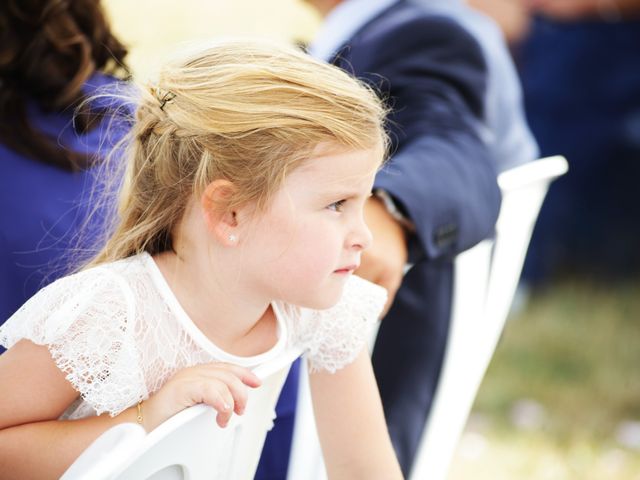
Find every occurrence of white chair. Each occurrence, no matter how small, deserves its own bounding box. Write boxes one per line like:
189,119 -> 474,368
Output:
287,359 -> 326,480
287,155 -> 568,480
409,155 -> 568,480
62,348 -> 302,480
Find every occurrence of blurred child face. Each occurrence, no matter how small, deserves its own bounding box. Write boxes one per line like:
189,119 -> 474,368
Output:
242,142 -> 383,309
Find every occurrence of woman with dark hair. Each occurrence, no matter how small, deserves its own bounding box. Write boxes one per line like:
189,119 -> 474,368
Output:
0,0 -> 130,334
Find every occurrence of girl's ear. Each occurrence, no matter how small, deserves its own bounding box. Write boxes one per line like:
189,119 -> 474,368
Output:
201,179 -> 240,246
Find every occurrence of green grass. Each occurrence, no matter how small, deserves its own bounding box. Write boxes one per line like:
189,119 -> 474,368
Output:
449,279 -> 640,479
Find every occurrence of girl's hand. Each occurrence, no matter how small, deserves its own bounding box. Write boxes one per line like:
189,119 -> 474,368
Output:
142,363 -> 261,431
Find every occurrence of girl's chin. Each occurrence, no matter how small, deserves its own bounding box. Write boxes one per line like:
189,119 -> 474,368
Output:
298,289 -> 345,311
280,277 -> 349,310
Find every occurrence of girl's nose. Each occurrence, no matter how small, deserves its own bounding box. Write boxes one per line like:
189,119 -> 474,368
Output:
350,216 -> 373,251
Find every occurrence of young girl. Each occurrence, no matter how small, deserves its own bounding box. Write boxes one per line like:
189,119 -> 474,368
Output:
0,40 -> 403,479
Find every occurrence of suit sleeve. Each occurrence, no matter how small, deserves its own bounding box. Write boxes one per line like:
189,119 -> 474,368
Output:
343,15 -> 501,262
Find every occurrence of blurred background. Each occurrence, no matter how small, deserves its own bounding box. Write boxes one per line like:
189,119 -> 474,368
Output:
103,1 -> 640,478
103,0 -> 318,78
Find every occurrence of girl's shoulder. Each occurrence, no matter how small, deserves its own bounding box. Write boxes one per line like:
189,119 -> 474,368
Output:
0,254 -> 154,416
32,253 -> 146,304
0,254 -> 149,347
285,275 -> 387,373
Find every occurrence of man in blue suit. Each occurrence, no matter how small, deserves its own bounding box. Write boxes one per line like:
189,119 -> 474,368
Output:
257,0 -> 536,479
256,0 -> 505,477
312,2 -> 501,475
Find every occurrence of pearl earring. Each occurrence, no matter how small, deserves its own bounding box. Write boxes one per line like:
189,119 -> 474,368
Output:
228,234 -> 237,243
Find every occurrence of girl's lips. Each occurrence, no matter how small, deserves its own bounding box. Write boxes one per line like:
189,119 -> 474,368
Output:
334,264 -> 358,274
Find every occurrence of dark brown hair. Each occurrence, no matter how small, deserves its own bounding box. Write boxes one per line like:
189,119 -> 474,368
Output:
0,0 -> 129,171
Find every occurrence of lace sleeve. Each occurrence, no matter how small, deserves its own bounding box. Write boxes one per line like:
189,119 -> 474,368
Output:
292,275 -> 387,374
0,267 -> 146,416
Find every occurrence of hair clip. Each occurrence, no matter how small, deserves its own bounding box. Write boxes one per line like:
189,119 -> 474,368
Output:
150,85 -> 176,111
159,91 -> 176,111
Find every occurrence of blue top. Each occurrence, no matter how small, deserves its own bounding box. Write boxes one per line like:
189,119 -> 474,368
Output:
0,73 -> 129,331
519,16 -> 640,281
520,16 -> 640,163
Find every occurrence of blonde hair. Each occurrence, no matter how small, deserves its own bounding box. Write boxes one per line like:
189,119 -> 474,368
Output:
86,39 -> 388,267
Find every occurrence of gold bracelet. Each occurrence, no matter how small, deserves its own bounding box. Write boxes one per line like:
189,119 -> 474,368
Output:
136,400 -> 144,425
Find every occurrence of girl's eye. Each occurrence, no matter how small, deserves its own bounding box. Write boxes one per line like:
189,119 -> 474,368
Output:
327,199 -> 347,212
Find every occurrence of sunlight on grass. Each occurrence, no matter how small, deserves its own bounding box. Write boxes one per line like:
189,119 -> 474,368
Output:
450,430 -> 640,480
450,280 -> 640,479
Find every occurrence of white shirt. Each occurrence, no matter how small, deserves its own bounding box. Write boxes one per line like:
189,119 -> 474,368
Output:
309,0 -> 397,61
0,253 -> 385,419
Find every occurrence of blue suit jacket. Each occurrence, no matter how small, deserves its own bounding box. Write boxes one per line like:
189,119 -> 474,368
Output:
257,2 -> 501,478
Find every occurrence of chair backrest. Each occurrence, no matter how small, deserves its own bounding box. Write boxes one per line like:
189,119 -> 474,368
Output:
409,155 -> 568,480
62,348 -> 302,480
287,359 -> 326,480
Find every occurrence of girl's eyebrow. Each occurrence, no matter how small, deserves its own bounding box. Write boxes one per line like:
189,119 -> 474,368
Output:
318,189 -> 372,201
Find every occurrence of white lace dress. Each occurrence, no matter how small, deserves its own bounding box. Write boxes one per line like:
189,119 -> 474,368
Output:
0,252 -> 386,420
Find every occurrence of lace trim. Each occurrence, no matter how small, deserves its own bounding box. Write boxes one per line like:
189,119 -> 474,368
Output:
291,275 -> 387,373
